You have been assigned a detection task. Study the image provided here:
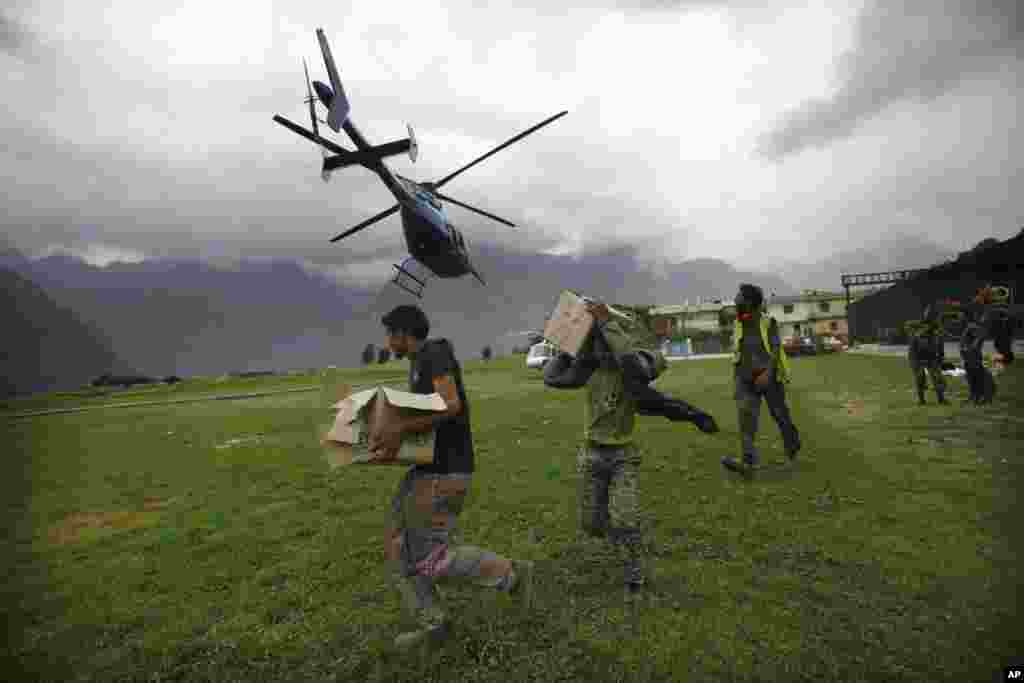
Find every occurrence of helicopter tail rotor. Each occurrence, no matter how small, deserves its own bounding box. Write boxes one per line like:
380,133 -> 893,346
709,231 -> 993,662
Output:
407,124 -> 418,163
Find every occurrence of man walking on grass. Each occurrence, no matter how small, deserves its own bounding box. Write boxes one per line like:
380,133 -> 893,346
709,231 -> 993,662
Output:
370,304 -> 533,652
543,299 -> 719,598
721,283 -> 801,479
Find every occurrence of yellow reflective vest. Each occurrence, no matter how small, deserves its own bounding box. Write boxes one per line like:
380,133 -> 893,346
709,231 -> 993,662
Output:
732,316 -> 792,384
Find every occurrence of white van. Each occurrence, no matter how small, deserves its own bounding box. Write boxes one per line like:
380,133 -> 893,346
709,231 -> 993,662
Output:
526,342 -> 557,369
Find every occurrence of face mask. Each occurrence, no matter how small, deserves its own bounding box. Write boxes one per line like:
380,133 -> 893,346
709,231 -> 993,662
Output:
735,291 -> 759,321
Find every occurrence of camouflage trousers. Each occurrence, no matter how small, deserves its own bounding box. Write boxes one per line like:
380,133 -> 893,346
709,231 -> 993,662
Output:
387,467 -> 516,630
576,442 -> 645,585
910,358 -> 946,399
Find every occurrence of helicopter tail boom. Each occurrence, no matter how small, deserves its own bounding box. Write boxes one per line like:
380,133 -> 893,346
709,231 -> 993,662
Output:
315,28 -> 351,132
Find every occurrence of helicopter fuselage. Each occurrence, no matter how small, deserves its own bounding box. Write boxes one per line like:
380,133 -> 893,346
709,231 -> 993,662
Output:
357,141 -> 470,279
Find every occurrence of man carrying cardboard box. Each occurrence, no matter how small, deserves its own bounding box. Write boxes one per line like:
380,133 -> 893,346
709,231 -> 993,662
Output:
543,297 -> 720,599
372,304 -> 534,653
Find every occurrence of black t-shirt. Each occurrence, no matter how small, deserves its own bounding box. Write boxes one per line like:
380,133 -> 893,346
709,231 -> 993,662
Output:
408,338 -> 474,474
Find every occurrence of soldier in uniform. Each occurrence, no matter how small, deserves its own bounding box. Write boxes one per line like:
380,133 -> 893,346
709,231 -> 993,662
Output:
907,309 -> 948,405
373,305 -> 534,652
543,300 -> 719,597
721,283 -> 800,478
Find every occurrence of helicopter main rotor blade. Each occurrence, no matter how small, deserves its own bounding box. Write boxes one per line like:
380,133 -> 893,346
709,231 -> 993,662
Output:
329,204 -> 400,243
434,192 -> 516,228
431,110 -> 568,190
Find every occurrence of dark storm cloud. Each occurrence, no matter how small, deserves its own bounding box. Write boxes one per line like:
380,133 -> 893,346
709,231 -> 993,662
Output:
758,0 -> 1024,161
1,12 -> 37,59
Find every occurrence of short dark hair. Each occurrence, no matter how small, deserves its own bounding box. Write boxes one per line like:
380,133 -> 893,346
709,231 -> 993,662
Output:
382,305 -> 430,340
736,283 -> 764,308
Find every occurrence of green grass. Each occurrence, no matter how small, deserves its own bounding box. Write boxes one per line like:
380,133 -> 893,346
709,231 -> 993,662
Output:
3,354 -> 1021,682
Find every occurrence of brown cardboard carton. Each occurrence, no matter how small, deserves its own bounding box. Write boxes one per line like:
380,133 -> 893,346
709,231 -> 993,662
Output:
322,386 -> 447,469
543,290 -> 596,356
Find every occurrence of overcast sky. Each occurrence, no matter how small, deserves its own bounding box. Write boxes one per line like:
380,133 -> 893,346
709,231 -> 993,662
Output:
2,0 -> 1021,285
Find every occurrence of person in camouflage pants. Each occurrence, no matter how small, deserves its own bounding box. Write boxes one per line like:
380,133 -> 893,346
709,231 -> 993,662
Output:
543,299 -> 719,596
907,311 -> 948,406
545,301 -> 646,594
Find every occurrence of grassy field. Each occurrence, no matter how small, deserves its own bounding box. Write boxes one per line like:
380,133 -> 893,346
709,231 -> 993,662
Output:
3,353 -> 1021,682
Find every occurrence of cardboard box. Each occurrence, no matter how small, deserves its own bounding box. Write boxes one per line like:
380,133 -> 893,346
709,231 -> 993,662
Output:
543,290 -> 633,356
322,386 -> 447,469
543,290 -> 596,356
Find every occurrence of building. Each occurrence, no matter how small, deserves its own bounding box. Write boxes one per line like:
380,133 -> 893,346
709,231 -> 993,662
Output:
649,290 -> 858,349
763,290 -> 856,342
649,301 -> 726,337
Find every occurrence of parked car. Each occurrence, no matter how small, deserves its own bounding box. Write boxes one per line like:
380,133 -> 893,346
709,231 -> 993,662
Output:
819,336 -> 846,353
526,342 -> 557,370
798,337 -> 817,355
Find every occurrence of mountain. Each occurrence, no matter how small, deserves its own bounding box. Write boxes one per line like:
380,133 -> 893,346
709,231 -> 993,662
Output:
9,255 -> 378,379
776,234 -> 958,293
3,242 -> 796,384
1,266 -> 119,396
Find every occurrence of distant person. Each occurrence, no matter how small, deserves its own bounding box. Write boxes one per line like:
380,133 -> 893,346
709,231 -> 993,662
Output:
721,283 -> 801,478
985,286 -> 1018,366
544,299 -> 719,598
960,287 -> 1001,405
371,304 -> 534,653
906,309 -> 948,406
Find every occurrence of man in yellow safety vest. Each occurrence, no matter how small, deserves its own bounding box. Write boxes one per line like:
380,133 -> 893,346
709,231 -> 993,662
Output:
721,284 -> 800,478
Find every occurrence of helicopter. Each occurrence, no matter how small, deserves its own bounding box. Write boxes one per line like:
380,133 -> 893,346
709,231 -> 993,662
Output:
273,28 -> 568,297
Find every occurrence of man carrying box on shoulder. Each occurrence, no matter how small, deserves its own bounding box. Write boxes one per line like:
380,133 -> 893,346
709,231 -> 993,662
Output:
372,304 -> 534,653
543,296 -> 719,598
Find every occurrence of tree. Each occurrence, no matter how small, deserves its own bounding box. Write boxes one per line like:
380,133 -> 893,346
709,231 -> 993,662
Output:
361,344 -> 376,365
377,347 -> 391,364
482,345 -> 493,361
973,237 -> 999,252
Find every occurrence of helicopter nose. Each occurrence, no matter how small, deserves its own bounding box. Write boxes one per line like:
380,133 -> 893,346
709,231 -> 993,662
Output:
312,81 -> 334,108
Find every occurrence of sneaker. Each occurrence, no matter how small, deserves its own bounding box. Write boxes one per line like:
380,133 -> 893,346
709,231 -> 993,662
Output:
624,581 -> 645,602
509,560 -> 535,610
721,456 -> 756,478
394,622 -> 451,652
694,412 -> 720,434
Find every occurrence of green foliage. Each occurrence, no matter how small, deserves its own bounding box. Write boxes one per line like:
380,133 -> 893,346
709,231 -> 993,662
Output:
4,354 -> 1021,682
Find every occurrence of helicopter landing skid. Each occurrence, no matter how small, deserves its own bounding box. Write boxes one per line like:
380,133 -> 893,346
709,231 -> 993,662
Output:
391,258 -> 433,298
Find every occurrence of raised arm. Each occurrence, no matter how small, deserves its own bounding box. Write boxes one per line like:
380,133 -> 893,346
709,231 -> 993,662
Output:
543,351 -> 596,389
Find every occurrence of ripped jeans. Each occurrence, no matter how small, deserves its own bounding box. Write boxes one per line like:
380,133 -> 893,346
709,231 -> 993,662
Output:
387,466 -> 514,630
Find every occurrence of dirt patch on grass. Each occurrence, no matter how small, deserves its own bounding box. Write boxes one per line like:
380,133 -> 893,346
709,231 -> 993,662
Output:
841,399 -> 877,419
48,499 -> 172,545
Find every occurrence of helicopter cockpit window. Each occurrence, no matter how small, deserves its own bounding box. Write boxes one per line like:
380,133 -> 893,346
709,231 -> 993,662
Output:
417,192 -> 441,210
